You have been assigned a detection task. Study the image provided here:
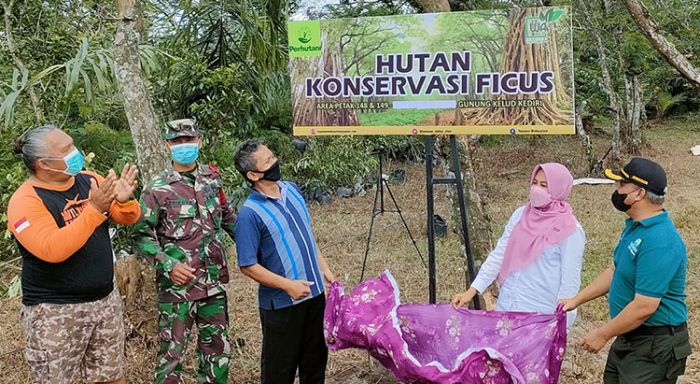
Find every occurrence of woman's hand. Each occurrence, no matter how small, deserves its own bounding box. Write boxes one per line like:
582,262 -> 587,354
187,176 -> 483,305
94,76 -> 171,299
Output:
558,296 -> 581,312
451,287 -> 478,308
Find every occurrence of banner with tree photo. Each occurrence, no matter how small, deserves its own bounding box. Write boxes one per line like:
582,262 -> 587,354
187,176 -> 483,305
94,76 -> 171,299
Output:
288,7 -> 574,136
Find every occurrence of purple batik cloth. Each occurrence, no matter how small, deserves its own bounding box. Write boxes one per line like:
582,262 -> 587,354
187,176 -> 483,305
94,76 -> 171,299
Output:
324,271 -> 567,384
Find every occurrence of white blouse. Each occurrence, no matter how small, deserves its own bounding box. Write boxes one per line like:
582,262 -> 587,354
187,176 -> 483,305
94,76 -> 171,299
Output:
470,206 -> 585,328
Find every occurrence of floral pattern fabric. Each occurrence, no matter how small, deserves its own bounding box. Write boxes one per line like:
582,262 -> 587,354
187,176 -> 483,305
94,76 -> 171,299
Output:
324,271 -> 567,384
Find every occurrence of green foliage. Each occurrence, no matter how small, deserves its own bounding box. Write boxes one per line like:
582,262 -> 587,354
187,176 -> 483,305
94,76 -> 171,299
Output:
657,91 -> 686,114
0,38 -> 165,128
359,109 -> 442,126
573,0 -> 700,121
6,274 -> 21,298
0,68 -> 28,127
292,137 -> 378,191
166,0 -> 283,70
72,122 -> 137,171
318,0 -> 412,18
431,10 -> 508,73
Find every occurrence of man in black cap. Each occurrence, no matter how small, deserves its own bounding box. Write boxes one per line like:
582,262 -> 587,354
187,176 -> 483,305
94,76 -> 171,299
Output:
560,157 -> 691,383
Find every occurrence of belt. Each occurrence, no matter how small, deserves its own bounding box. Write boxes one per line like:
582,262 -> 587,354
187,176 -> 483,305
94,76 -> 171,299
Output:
623,322 -> 687,338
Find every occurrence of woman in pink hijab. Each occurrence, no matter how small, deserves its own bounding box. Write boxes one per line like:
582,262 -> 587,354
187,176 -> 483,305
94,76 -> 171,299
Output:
452,163 -> 585,328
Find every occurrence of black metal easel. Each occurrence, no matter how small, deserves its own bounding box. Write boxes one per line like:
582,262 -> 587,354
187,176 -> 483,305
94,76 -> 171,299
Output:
424,135 -> 480,310
359,151 -> 426,282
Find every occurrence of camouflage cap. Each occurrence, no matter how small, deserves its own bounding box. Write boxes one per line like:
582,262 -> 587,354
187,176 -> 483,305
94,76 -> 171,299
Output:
164,118 -> 199,140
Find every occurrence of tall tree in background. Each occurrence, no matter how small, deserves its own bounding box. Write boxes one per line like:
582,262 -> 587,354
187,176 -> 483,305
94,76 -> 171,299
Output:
603,0 -> 644,157
153,0 -> 290,139
112,0 -> 169,309
0,0 -> 43,122
113,0 -> 168,182
579,0 -> 622,168
622,0 -> 700,89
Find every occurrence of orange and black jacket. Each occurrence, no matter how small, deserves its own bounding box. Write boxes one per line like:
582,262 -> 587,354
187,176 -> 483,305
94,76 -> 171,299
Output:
6,171 -> 140,305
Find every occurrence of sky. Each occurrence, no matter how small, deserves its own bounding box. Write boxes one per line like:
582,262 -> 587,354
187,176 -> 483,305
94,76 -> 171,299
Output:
291,0 -> 341,20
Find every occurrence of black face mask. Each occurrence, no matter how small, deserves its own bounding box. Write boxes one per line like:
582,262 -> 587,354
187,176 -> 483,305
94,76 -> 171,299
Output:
611,189 -> 640,212
251,161 -> 281,182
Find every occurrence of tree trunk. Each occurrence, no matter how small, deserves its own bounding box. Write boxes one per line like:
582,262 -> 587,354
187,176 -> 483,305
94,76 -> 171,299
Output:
622,0 -> 700,88
624,74 -> 643,154
580,0 -> 621,168
603,0 -> 644,165
545,18 -> 571,108
430,6 -> 494,259
113,0 -> 167,307
1,0 -> 43,122
464,8 -> 572,125
575,100 -> 596,174
113,0 -> 169,183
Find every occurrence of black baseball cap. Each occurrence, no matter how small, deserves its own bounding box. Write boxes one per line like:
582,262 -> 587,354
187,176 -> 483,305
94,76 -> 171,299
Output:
604,157 -> 667,196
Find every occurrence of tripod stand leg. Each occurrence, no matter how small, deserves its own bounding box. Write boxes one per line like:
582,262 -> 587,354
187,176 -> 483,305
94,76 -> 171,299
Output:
360,182 -> 381,283
383,180 -> 426,268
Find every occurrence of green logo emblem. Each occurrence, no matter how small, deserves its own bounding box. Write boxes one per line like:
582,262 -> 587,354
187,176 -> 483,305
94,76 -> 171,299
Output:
298,31 -> 312,44
288,21 -> 322,58
525,8 -> 565,45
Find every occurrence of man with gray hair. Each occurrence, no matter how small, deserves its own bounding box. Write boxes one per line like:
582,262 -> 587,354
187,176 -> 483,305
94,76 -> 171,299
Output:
561,157 -> 691,383
7,125 -> 140,383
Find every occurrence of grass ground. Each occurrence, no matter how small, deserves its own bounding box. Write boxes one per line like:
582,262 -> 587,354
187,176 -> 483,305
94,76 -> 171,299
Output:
359,108 -> 441,126
0,115 -> 698,383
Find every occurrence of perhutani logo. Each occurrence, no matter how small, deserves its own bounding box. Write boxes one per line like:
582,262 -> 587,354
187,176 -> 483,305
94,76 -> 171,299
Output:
288,21 -> 322,58
298,31 -> 312,44
525,8 -> 565,45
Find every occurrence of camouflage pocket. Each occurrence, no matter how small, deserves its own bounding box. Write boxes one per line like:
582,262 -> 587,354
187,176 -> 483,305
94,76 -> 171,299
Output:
25,347 -> 50,379
164,201 -> 197,239
20,303 -> 46,336
207,197 -> 222,219
157,302 -> 176,342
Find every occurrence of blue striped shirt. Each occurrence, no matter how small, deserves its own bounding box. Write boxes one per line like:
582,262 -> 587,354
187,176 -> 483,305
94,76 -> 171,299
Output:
235,181 -> 323,309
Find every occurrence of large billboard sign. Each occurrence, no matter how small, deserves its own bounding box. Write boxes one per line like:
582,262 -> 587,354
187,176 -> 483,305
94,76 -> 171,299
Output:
288,7 -> 574,136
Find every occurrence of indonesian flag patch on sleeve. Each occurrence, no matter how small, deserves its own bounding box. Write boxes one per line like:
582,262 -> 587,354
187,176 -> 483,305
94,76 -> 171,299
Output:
14,217 -> 30,233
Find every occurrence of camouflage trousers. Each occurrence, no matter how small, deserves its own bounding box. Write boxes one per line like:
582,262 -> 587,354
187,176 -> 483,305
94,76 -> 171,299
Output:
20,288 -> 124,383
155,292 -> 230,384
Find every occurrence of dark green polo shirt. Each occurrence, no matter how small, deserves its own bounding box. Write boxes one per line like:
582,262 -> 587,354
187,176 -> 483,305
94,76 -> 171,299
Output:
609,210 -> 687,326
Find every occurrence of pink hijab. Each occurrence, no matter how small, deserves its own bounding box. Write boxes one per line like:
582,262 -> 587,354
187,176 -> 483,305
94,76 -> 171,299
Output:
497,163 -> 578,284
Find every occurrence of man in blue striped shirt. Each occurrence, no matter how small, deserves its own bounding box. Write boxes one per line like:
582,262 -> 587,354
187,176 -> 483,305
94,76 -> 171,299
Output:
234,139 -> 335,384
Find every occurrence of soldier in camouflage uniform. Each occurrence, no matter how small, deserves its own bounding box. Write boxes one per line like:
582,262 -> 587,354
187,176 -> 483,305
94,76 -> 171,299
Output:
132,119 -> 236,384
